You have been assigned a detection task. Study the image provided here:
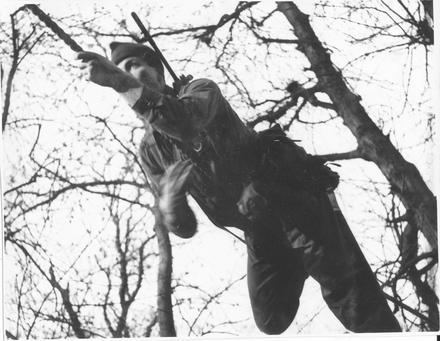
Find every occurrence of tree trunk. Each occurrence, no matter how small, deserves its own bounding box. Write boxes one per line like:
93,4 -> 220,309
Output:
277,2 -> 437,248
154,204 -> 176,337
3,15 -> 19,132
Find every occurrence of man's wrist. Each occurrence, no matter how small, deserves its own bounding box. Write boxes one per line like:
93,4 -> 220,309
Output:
132,86 -> 163,112
113,74 -> 142,93
120,87 -> 143,107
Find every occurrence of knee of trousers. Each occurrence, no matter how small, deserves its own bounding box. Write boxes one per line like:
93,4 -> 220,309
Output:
253,305 -> 297,335
248,266 -> 303,335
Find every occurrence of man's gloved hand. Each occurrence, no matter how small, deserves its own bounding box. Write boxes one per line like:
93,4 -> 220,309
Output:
77,51 -> 142,93
237,182 -> 268,222
158,160 -> 197,238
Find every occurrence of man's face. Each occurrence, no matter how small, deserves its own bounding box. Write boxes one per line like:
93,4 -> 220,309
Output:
117,56 -> 165,92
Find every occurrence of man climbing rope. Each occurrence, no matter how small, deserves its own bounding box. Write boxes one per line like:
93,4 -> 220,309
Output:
77,42 -> 402,334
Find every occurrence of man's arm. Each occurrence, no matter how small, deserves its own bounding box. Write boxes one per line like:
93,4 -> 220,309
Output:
157,161 -> 197,239
77,51 -> 226,142
139,140 -> 197,239
77,51 -> 143,92
131,79 -> 225,142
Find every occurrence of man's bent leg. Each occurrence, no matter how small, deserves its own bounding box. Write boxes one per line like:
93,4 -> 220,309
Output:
278,190 -> 401,332
246,219 -> 307,335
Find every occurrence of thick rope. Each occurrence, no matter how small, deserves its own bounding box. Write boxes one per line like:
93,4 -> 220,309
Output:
22,4 -> 83,52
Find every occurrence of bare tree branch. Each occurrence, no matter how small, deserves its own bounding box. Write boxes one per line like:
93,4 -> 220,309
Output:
318,149 -> 361,161
277,1 -> 437,248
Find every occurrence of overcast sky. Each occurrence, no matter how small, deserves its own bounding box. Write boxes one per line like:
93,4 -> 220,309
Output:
1,0 -> 436,338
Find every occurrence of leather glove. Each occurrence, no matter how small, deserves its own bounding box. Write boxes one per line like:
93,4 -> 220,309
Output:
77,51 -> 141,92
158,160 -> 197,238
237,182 -> 268,222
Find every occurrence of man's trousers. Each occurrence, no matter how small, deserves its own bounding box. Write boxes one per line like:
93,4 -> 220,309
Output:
245,190 -> 402,334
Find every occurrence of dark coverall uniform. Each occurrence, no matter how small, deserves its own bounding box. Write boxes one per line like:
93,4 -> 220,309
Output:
134,78 -> 401,334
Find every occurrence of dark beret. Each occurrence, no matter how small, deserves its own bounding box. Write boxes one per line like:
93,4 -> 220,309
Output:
110,41 -> 164,75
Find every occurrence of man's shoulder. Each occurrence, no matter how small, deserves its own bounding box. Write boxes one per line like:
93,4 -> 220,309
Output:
189,78 -> 218,86
181,78 -> 221,94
